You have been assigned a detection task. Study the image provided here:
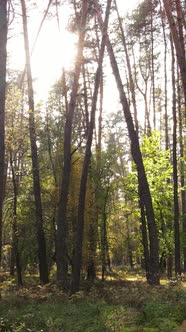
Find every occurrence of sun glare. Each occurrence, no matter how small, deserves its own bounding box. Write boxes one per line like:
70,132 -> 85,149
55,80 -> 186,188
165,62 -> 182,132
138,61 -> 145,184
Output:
9,0 -> 139,101
30,27 -> 77,99
9,23 -> 77,100
32,28 -> 77,75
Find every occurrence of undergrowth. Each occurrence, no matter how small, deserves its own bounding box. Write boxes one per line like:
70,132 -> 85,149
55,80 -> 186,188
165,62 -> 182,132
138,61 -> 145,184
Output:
0,272 -> 186,331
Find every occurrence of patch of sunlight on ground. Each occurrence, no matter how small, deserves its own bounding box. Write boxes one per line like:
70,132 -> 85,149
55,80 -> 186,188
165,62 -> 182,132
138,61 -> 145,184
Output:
124,273 -> 145,282
160,279 -> 170,285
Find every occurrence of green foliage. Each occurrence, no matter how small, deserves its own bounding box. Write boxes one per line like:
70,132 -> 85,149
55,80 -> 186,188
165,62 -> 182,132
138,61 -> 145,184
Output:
124,131 -> 174,259
0,278 -> 186,332
141,302 -> 183,329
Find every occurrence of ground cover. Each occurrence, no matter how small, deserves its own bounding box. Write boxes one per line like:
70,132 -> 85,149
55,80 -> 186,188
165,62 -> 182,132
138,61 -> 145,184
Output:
0,271 -> 186,332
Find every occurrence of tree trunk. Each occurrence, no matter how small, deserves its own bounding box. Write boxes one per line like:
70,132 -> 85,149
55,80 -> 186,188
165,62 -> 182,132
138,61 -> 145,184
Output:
86,221 -> 97,282
126,215 -> 133,269
160,0 -> 169,150
82,64 -> 89,136
171,36 -> 181,275
56,0 -> 88,290
95,0 -> 160,285
0,0 -> 7,264
21,0 -> 48,284
167,254 -> 173,279
178,71 -> 186,272
10,152 -> 23,286
70,0 -> 112,294
114,0 -> 138,133
139,198 -> 150,277
101,203 -> 107,281
163,0 -> 186,108
86,178 -> 97,282
150,6 -> 156,129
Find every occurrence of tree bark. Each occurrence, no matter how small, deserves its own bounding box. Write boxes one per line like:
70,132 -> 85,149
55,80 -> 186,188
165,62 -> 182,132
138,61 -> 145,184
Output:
10,152 -> 23,286
101,198 -> 107,281
0,0 -> 7,264
70,0 -> 112,294
171,36 -> 181,275
86,178 -> 97,282
21,0 -> 48,284
126,215 -> 133,269
56,0 -> 88,290
139,198 -> 150,277
114,0 -> 138,134
95,0 -> 160,285
160,0 -> 169,150
178,71 -> 186,272
163,0 -> 186,108
150,5 -> 156,129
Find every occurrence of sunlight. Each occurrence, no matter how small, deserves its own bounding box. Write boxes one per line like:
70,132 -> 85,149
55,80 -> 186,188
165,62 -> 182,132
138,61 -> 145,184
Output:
32,28 -> 77,76
9,24 -> 77,100
31,27 -> 77,99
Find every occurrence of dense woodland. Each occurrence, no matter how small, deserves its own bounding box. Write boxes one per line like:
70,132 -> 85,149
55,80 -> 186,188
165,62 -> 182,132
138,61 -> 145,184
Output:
0,0 -> 186,305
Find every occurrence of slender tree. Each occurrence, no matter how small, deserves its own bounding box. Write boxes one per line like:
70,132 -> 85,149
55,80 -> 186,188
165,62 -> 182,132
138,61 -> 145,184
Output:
20,0 -> 48,284
0,0 -> 8,263
163,0 -> 186,108
70,0 -> 112,294
56,0 -> 88,290
9,151 -> 23,286
114,0 -> 138,133
94,0 -> 160,285
178,70 -> 186,272
171,36 -> 181,275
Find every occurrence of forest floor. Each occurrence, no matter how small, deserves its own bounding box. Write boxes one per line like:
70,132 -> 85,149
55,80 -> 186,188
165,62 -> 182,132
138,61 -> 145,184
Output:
0,269 -> 186,332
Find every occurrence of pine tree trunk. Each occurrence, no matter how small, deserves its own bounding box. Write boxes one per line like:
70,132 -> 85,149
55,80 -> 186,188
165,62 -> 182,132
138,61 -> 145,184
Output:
179,129 -> 186,273
95,0 -> 160,285
114,0 -> 138,133
10,152 -> 23,286
56,0 -> 88,290
171,36 -> 181,275
150,6 -> 156,129
161,1 -> 169,149
178,71 -> 186,271
139,198 -> 150,277
101,206 -> 107,281
126,215 -> 133,269
0,0 -> 7,264
21,0 -> 48,284
70,0 -> 112,294
86,178 -> 97,282
163,0 -> 186,108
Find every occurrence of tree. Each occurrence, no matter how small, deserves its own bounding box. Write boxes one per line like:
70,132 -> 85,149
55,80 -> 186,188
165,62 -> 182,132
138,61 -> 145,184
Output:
163,0 -> 186,108
171,36 -> 181,275
20,0 -> 48,284
114,0 -> 138,133
70,0 -> 112,294
94,0 -> 160,285
56,0 -> 88,290
0,0 -> 8,263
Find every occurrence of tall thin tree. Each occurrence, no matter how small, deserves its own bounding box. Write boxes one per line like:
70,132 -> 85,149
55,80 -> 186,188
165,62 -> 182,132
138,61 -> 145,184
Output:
9,151 -> 23,286
94,0 -> 160,285
114,0 -> 138,133
20,0 -> 48,284
171,36 -> 181,275
56,0 -> 88,290
163,0 -> 186,109
0,0 -> 8,263
70,0 -> 112,294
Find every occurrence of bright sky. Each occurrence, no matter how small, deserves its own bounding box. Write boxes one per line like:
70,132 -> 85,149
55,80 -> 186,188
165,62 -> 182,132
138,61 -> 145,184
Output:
8,0 -> 140,102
